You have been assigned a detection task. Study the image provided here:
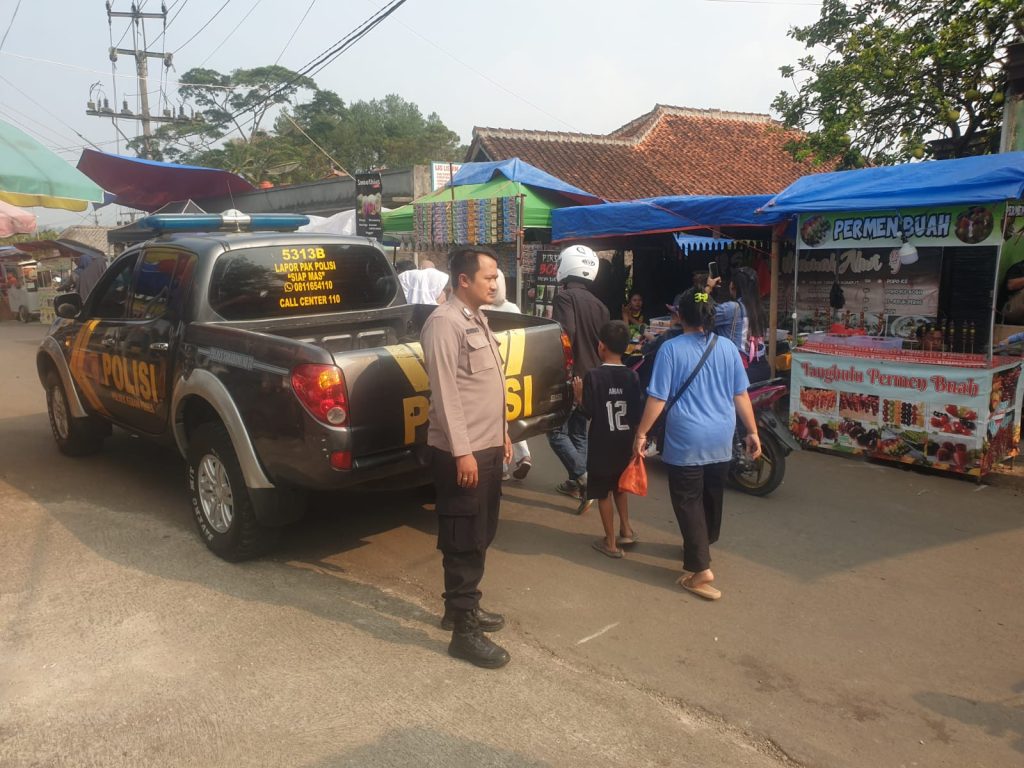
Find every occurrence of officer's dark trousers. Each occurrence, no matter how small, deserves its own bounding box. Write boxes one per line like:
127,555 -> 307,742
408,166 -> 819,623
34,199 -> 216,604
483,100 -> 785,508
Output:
431,446 -> 503,612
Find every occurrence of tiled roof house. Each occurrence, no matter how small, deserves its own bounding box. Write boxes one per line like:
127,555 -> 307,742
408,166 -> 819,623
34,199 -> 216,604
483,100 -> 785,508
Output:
465,105 -> 824,201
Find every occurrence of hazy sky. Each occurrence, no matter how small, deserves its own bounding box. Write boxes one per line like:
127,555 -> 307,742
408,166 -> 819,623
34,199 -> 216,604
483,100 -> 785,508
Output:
2,0 -> 822,229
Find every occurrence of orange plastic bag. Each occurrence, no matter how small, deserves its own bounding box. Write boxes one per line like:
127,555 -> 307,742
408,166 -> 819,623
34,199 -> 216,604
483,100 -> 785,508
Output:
618,454 -> 648,496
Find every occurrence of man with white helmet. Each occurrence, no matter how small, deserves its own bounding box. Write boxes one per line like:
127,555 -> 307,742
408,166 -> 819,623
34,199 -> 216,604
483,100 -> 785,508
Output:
549,244 -> 609,511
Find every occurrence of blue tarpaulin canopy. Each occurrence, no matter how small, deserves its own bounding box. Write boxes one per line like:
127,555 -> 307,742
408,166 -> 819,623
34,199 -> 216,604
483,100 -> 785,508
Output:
551,194 -> 781,242
451,159 -> 603,206
760,152 -> 1024,215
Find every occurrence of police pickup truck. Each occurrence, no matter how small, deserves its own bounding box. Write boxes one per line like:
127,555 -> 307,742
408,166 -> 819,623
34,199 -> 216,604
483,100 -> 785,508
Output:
37,211 -> 572,561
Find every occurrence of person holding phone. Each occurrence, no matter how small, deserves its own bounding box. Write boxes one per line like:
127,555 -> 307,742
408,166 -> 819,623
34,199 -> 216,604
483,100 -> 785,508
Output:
633,288 -> 760,601
707,266 -> 770,384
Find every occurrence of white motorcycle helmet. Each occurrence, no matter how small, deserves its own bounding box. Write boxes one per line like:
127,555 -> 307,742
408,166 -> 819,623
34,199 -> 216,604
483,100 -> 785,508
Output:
556,244 -> 599,283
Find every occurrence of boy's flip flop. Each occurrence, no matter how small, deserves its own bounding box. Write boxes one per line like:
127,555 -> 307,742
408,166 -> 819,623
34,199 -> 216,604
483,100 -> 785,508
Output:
592,539 -> 624,558
678,574 -> 721,600
616,533 -> 638,546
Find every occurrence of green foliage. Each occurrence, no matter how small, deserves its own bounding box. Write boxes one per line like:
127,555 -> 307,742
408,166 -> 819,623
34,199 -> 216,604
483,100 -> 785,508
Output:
773,0 -> 1024,167
273,93 -> 462,181
1,229 -> 61,244
130,65 -> 462,185
128,65 -> 315,165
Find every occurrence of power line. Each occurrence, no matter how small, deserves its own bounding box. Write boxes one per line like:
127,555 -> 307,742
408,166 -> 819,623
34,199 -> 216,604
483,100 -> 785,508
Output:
274,0 -> 321,66
0,72 -> 104,152
201,0 -> 267,67
0,108 -> 72,151
174,0 -> 234,54
150,0 -> 191,47
0,51 -> 239,90
0,0 -> 24,52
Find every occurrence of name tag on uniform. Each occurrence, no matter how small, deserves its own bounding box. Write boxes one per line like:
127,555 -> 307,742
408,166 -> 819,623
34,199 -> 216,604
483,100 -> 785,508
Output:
465,327 -> 481,335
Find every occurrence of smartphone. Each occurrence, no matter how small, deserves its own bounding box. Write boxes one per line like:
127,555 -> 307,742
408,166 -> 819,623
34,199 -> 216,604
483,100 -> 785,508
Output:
708,261 -> 719,280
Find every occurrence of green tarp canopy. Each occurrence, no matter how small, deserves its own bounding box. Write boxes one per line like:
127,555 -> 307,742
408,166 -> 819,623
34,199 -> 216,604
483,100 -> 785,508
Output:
382,177 -> 566,234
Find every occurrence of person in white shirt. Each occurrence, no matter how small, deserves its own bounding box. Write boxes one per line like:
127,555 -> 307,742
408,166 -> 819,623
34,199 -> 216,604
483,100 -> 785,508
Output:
488,270 -> 532,480
399,259 -> 449,304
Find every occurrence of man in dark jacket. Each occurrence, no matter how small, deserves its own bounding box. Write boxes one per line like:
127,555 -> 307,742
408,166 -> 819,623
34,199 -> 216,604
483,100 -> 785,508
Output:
549,244 -> 609,511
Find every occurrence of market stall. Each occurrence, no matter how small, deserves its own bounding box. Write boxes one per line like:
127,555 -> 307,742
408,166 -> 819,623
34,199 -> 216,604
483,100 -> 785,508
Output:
382,159 -> 602,308
552,194 -> 793,367
759,152 -> 1024,477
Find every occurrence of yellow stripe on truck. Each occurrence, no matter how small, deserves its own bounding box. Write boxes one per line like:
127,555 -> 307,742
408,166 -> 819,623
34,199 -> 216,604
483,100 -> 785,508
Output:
69,320 -> 109,416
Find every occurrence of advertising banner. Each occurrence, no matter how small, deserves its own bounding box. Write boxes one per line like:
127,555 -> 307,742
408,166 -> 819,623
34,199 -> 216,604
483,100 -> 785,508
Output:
529,248 -> 560,318
355,173 -> 383,240
797,204 -> 1004,250
430,161 -> 462,191
789,351 -> 1022,476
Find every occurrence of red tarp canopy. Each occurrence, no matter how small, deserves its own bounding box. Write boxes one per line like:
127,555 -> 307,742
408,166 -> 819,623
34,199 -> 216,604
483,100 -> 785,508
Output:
77,149 -> 255,212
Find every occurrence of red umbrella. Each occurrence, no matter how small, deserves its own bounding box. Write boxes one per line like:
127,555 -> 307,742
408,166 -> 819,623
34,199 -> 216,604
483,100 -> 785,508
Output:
0,199 -> 36,236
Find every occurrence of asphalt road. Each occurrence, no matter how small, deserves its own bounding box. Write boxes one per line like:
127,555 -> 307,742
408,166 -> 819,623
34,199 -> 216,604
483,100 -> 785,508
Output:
2,320 -> 1023,767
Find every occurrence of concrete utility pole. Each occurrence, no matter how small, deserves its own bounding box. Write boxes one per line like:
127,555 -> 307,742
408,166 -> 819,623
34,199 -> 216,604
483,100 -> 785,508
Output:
86,2 -> 181,159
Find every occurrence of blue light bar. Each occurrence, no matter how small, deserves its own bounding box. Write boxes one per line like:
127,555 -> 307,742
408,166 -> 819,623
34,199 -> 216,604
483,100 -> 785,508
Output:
136,209 -> 310,235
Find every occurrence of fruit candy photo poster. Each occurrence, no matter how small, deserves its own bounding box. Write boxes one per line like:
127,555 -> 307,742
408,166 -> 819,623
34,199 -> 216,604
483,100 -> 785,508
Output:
789,352 -> 1024,476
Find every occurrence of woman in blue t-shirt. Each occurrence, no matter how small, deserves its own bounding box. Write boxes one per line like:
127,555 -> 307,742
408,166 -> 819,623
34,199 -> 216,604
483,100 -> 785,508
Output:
632,288 -> 761,601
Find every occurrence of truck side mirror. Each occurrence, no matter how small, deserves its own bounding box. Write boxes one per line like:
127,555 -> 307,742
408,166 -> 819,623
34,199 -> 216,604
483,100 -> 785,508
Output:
55,293 -> 82,319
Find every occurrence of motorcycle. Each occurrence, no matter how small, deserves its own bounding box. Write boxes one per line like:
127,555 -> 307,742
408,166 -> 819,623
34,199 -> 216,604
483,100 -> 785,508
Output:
729,378 -> 800,496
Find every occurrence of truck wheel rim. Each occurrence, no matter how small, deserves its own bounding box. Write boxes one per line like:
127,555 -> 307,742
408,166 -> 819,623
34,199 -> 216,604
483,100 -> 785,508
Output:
50,385 -> 70,439
198,454 -> 233,533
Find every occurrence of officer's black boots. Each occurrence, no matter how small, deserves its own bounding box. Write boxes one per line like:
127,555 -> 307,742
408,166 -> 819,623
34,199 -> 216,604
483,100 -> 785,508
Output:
448,610 -> 511,669
440,606 -> 505,632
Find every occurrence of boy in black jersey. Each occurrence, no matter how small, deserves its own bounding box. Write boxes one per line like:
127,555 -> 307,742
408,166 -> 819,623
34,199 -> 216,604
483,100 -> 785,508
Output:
572,320 -> 643,558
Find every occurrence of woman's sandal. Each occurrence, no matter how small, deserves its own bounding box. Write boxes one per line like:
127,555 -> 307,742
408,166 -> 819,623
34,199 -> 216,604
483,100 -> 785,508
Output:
592,539 -> 624,558
616,532 -> 638,546
677,574 -> 721,601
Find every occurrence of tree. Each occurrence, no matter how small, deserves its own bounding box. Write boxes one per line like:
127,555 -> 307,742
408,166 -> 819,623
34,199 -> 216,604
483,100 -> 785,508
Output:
129,65 -> 315,166
773,0 -> 1024,167
274,92 -> 462,180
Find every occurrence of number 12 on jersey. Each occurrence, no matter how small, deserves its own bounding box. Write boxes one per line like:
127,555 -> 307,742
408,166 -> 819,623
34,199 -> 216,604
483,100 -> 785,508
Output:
606,400 -> 628,431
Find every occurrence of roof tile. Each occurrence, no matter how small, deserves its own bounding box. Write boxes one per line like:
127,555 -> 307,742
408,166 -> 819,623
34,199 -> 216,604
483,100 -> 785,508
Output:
469,106 -> 827,201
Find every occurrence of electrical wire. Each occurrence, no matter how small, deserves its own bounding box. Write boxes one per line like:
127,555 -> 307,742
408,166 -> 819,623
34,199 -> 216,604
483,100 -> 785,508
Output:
200,0 -> 267,67
274,0 -> 320,66
0,104 -> 77,150
150,0 -> 192,47
173,0 -> 234,54
0,0 -> 24,53
0,73 -> 104,152
0,51 -> 239,90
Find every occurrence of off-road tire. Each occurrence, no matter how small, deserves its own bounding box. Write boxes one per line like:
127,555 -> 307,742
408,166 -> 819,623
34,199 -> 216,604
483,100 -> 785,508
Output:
45,371 -> 104,456
187,422 -> 279,561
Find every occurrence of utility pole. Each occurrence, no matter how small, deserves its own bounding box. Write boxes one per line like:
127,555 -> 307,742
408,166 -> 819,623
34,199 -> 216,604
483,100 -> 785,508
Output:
86,2 -> 183,158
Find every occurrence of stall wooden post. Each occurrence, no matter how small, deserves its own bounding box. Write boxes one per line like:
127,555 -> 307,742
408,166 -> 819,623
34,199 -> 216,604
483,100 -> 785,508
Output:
515,190 -> 526,308
769,222 -> 784,376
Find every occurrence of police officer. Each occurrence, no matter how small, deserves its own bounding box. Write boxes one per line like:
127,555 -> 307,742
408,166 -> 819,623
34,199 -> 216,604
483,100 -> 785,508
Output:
421,244 -> 513,669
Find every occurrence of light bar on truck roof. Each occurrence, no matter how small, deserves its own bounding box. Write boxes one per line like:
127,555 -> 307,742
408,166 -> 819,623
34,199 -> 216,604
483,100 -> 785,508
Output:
135,208 -> 310,235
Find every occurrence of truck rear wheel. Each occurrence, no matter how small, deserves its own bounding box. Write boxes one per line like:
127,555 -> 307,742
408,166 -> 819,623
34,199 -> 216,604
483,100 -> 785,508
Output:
45,371 -> 104,456
187,422 -> 279,561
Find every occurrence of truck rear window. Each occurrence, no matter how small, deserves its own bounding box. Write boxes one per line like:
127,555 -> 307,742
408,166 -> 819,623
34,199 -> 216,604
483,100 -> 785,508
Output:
209,243 -> 399,320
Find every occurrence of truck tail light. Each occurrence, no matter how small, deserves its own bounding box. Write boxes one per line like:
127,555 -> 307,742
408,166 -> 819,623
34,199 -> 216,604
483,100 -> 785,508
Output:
559,331 -> 574,380
291,364 -> 349,426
